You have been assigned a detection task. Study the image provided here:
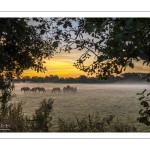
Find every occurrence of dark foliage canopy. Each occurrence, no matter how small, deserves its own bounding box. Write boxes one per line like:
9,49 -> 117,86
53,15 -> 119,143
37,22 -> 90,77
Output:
50,18 -> 150,79
1,18 -> 150,80
0,18 -> 56,78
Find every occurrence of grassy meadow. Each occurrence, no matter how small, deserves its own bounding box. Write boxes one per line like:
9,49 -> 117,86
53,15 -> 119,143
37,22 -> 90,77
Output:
10,82 -> 150,132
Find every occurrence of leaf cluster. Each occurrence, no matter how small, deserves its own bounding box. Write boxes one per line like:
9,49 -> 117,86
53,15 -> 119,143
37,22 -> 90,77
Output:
0,18 -> 56,78
137,89 -> 150,126
52,18 -> 150,79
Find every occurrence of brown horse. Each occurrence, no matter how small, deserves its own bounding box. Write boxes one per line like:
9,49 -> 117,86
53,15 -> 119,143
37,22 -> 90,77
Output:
30,87 -> 38,93
63,87 -> 68,93
69,87 -> 77,93
21,87 -> 30,93
37,87 -> 46,93
52,87 -> 60,93
73,87 -> 77,93
63,85 -> 77,93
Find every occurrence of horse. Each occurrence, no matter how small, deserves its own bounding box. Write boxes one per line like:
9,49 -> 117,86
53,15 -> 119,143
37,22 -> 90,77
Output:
52,87 -> 60,93
74,87 -> 77,93
63,87 -> 67,93
37,87 -> 46,93
63,85 -> 71,93
71,87 -> 77,93
63,85 -> 77,93
30,87 -> 38,93
21,87 -> 30,93
69,87 -> 77,93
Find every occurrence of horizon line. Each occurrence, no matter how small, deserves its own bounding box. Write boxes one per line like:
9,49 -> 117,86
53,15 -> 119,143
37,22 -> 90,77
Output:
18,72 -> 148,78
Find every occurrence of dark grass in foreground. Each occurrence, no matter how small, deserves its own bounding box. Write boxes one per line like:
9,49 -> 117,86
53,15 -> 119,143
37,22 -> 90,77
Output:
0,98 -> 138,132
57,115 -> 137,132
11,83 -> 150,131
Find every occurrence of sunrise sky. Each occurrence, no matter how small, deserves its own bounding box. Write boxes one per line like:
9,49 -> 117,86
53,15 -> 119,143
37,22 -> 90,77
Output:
20,17 -> 150,78
22,49 -> 150,78
22,49 -> 92,78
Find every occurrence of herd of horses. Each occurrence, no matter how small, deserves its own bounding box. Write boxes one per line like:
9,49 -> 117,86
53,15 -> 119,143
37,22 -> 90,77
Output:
51,85 -> 77,93
63,85 -> 77,93
20,85 -> 77,93
21,87 -> 46,93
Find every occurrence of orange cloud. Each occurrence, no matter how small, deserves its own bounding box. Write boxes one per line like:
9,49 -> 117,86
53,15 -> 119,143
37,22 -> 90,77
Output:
22,50 -> 150,78
23,50 -> 90,78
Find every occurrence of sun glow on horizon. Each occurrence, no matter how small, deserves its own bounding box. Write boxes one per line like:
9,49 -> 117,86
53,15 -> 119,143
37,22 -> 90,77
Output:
22,50 -> 150,78
22,50 -> 93,78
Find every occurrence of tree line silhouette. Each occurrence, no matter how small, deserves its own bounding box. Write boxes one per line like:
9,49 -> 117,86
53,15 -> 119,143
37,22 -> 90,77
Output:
15,73 -> 148,83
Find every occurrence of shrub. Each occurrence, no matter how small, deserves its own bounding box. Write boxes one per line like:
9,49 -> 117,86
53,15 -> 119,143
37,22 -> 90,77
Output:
0,98 -> 54,132
29,98 -> 53,132
57,114 -> 137,132
0,101 -> 30,132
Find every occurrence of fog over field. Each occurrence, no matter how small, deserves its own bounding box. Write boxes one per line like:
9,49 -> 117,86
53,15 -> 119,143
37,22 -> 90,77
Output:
10,82 -> 150,131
